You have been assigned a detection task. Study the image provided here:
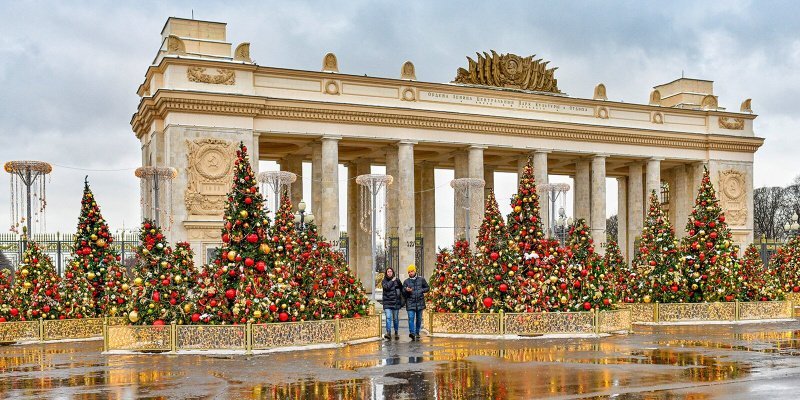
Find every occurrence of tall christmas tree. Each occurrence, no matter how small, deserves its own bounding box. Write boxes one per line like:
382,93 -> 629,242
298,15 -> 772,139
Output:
0,268 -> 13,322
477,190 -> 525,312
774,235 -> 800,294
193,143 -> 273,324
680,167 -> 739,302
633,191 -> 685,303
506,156 -> 547,262
10,239 -> 63,320
741,244 -> 783,301
70,179 -> 126,315
129,220 -> 191,325
430,240 -> 478,313
267,193 -> 306,322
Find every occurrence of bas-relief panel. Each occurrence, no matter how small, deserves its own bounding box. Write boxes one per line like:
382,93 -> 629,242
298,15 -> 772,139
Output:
185,138 -> 235,216
718,169 -> 747,227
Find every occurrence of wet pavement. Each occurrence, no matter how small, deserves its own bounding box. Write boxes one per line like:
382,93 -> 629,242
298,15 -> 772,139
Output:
4,321 -> 800,399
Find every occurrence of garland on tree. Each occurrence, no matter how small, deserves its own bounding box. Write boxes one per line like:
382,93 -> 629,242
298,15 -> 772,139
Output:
430,240 -> 478,313
0,268 -> 14,322
634,191 -> 685,303
680,167 -> 738,302
774,235 -> 800,294
9,238 -> 63,321
741,244 -> 783,301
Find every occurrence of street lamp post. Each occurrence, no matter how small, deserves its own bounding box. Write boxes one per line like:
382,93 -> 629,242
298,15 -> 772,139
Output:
784,212 -> 800,239
293,200 -> 315,231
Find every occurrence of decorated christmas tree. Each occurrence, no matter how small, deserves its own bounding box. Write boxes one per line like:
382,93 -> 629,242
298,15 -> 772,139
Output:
173,242 -> 199,298
9,238 -> 63,320
430,240 -> 479,313
100,262 -> 132,317
506,156 -> 547,263
680,167 -> 739,302
300,219 -> 370,320
266,193 -> 307,322
603,240 -> 636,303
70,178 -> 126,315
633,191 -> 685,303
774,235 -> 800,294
533,239 -> 570,311
60,259 -> 96,319
477,190 -> 525,312
0,268 -> 14,322
741,244 -> 783,301
129,220 -> 189,325
193,143 -> 274,324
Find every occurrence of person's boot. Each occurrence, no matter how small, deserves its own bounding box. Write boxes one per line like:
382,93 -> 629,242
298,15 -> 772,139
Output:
409,333 -> 415,340
414,334 -> 421,341
394,332 -> 399,340
384,333 -> 391,340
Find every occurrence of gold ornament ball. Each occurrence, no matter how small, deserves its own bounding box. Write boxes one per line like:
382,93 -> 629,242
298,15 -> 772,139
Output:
253,310 -> 262,318
643,295 -> 651,303
227,251 -> 237,261
240,210 -> 249,219
128,310 -> 140,323
122,284 -> 129,291
90,234 -> 98,241
134,277 -> 143,286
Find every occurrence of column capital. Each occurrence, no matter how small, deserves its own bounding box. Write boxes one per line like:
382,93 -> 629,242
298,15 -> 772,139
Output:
320,135 -> 342,142
468,144 -> 488,150
533,149 -> 552,154
398,140 -> 417,146
648,157 -> 665,162
592,153 -> 610,159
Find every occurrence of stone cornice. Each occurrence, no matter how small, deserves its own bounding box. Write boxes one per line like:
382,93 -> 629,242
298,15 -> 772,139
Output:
137,56 -> 758,120
131,91 -> 764,153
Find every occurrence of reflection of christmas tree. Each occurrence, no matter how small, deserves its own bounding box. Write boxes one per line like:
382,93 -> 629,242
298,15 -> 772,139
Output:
741,244 -> 783,301
10,239 -> 63,321
774,235 -> 800,294
0,268 -> 14,322
680,167 -> 739,302
70,179 -> 127,315
431,240 -> 478,312
193,143 -> 273,324
634,191 -> 685,303
477,190 -> 524,312
129,220 -> 192,325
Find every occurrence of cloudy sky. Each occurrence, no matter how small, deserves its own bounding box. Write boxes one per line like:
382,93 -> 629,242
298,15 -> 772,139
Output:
1,1 -> 798,248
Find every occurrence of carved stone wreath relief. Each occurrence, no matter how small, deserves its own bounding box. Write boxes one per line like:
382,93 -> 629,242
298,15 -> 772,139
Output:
719,169 -> 747,226
185,138 -> 235,215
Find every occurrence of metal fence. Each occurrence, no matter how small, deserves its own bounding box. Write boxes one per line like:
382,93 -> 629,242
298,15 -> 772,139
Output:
0,232 -> 140,277
386,235 -> 425,277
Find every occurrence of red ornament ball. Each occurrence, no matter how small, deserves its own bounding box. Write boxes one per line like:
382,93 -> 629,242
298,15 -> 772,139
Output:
225,288 -> 236,300
278,312 -> 289,322
482,297 -> 493,308
153,320 -> 165,326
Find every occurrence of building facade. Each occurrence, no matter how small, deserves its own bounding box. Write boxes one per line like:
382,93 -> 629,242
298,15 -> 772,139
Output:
132,18 -> 762,286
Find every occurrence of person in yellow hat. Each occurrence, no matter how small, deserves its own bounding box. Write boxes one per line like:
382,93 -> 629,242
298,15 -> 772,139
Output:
402,264 -> 429,341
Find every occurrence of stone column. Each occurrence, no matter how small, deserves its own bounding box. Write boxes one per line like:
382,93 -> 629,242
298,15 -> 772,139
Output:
517,155 -> 528,184
590,155 -> 607,254
617,177 -> 628,261
385,147 -> 399,237
533,150 -> 550,234
484,165 -> 495,194
673,165 -> 689,237
414,165 -> 422,234
453,151 -> 468,240
420,162 -> 436,276
320,136 -> 340,241
311,142 -> 322,224
353,159 -> 372,291
575,159 -> 591,221
346,162 -> 359,273
689,161 -> 706,200
627,163 -> 644,260
467,146 -> 485,248
281,155 -> 303,210
646,158 -> 662,200
251,132 -> 261,174
397,141 -> 416,280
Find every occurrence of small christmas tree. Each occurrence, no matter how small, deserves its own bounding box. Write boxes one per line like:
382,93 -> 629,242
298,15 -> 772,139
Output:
267,193 -> 306,322
741,244 -> 783,301
774,235 -> 800,294
194,143 -> 274,324
430,240 -> 478,313
634,191 -> 685,303
566,219 -> 614,311
129,220 -> 189,325
680,167 -> 739,302
0,268 -> 13,322
533,239 -> 569,312
173,242 -> 199,299
10,238 -> 63,321
506,156 -> 547,262
602,240 -> 631,302
100,263 -> 132,317
70,178 -> 126,315
477,190 -> 524,312
60,260 -> 96,319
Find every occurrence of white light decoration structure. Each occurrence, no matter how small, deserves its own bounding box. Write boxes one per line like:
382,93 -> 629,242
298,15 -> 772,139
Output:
293,200 -> 315,230
539,182 -> 571,240
135,166 -> 177,228
785,212 -> 800,239
356,173 -> 393,299
4,160 -> 52,234
450,177 -> 485,246
258,171 -> 297,214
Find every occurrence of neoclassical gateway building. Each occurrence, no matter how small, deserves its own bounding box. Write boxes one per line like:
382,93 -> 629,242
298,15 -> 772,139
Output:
132,18 -> 762,286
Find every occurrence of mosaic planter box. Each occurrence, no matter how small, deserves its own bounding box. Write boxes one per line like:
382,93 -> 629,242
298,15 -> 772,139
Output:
0,317 -> 128,344
625,300 -> 793,323
429,309 -> 631,336
104,315 -> 381,353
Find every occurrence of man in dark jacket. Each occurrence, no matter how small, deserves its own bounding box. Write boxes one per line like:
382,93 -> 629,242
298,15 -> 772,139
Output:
381,267 -> 402,340
402,264 -> 429,341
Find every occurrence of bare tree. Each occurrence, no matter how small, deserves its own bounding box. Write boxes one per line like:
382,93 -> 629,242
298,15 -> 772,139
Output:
753,186 -> 786,239
606,214 -> 618,242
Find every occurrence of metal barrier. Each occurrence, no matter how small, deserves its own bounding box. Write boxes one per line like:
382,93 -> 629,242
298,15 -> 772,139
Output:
429,309 -> 632,336
626,300 -> 794,323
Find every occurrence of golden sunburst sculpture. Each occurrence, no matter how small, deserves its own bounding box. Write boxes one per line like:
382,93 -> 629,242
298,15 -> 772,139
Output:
453,50 -> 561,93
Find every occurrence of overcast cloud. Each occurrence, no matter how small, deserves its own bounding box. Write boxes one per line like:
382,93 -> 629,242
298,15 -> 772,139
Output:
1,1 -> 798,246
